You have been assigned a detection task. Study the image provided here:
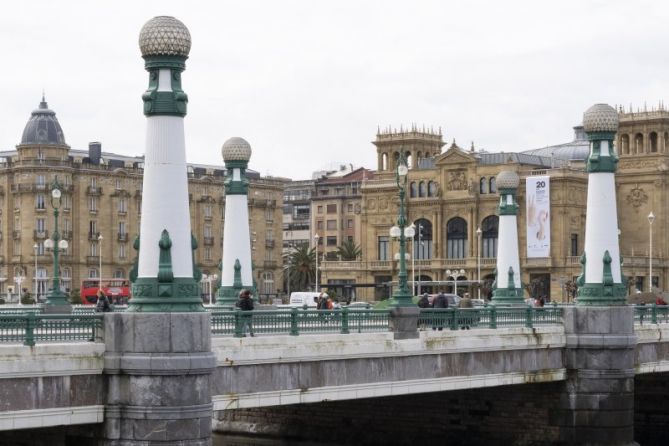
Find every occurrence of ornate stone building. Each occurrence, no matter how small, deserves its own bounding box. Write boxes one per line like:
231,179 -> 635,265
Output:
0,98 -> 283,302
321,110 -> 669,302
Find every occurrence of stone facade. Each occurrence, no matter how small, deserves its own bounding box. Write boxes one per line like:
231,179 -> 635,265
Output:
322,112 -> 669,302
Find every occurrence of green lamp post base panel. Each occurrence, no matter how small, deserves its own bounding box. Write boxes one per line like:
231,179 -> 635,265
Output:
576,250 -> 627,306
492,267 -> 524,305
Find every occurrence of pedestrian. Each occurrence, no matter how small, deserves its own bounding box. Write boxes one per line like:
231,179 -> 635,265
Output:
432,291 -> 448,331
236,289 -> 255,337
95,289 -> 111,313
656,296 -> 667,306
459,292 -> 473,329
417,293 -> 430,309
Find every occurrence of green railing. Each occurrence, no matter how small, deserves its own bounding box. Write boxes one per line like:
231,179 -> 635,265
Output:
211,308 -> 391,337
0,313 -> 104,346
634,304 -> 669,325
418,306 -> 563,330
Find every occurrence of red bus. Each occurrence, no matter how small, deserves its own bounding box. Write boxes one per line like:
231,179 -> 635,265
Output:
80,278 -> 131,305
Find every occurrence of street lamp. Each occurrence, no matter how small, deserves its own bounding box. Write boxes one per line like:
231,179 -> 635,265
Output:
476,227 -> 482,300
14,274 -> 25,306
446,269 -> 466,296
417,224 -> 424,296
44,176 -> 70,309
648,211 -> 655,292
314,234 -> 320,292
33,243 -> 38,303
98,234 -> 103,290
389,152 -> 412,307
406,224 -> 416,296
201,273 -> 218,305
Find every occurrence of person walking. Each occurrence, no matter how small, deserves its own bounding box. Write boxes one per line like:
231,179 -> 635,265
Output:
458,292 -> 473,329
417,293 -> 430,309
96,289 -> 112,313
432,291 -> 448,331
236,289 -> 255,337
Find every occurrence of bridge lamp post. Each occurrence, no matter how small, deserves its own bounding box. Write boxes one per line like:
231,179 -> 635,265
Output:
389,152 -> 412,307
417,224 -> 424,296
648,211 -> 655,292
476,227 -> 482,300
15,274 -> 25,306
33,243 -> 38,303
44,177 -> 70,309
98,234 -> 103,290
314,234 -> 320,292
446,269 -> 466,297
406,224 -> 416,296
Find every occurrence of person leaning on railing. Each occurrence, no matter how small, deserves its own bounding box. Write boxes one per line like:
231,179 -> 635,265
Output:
458,293 -> 473,329
236,289 -> 255,337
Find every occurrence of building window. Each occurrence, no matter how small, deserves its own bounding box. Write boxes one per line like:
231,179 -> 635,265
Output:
428,181 -> 437,197
36,218 -> 46,233
481,215 -> 499,258
118,197 -> 128,213
113,269 -> 125,279
204,247 -> 212,261
414,218 -> 433,259
261,271 -> 274,294
326,236 -> 337,246
489,177 -> 497,193
119,243 -> 127,259
570,234 -> 578,257
480,177 -> 488,194
446,217 -> 468,259
347,203 -> 353,213
317,205 -> 323,214
89,196 -> 97,212
347,219 -> 353,229
419,182 -> 426,197
89,221 -> 98,238
410,182 -> 417,198
36,267 -> 48,299
317,220 -> 324,230
36,194 -> 46,209
90,242 -> 98,257
115,179 -> 122,190
36,241 -> 45,256
61,267 -> 71,292
327,220 -> 337,230
378,236 -> 389,261
63,194 -> 71,211
326,204 -> 337,214
89,268 -> 99,278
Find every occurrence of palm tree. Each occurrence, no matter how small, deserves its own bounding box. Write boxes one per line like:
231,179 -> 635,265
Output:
284,243 -> 316,292
335,239 -> 361,261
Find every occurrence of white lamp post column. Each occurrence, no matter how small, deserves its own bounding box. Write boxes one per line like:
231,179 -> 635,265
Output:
648,211 -> 655,292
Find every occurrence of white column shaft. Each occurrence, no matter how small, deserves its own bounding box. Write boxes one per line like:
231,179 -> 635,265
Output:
584,172 -> 621,283
138,116 -> 193,278
222,195 -> 253,287
496,214 -> 521,289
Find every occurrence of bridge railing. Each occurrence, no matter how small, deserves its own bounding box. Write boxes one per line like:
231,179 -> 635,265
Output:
0,313 -> 104,346
210,308 -> 391,337
418,306 -> 563,330
633,304 -> 669,325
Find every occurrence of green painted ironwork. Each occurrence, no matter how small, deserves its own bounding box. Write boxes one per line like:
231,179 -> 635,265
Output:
129,235 -> 140,284
224,160 -> 250,195
634,304 -> 669,325
390,152 -> 412,308
586,132 -> 618,173
497,188 -> 519,216
491,266 -> 524,305
216,259 -> 244,308
142,55 -> 188,117
577,250 -> 627,306
191,233 -> 202,282
44,176 -> 70,311
0,313 -> 103,346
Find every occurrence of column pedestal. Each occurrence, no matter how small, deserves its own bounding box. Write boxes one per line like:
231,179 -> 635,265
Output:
389,306 -> 419,339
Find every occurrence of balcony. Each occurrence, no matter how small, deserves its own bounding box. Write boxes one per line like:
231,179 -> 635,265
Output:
12,230 -> 21,240
88,232 -> 100,241
203,237 -> 214,246
263,260 -> 277,269
118,233 -> 128,242
61,230 -> 73,240
86,256 -> 100,265
265,239 -> 275,249
33,230 -> 49,240
86,186 -> 103,195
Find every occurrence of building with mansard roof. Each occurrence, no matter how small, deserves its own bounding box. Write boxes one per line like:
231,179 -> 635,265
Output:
0,98 -> 284,303
320,109 -> 669,302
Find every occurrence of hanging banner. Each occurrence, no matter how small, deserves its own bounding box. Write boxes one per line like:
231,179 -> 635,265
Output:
526,176 -> 550,258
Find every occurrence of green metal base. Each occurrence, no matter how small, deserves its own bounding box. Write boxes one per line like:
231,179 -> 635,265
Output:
390,290 -> 414,308
44,289 -> 72,313
491,287 -> 525,306
576,282 -> 627,306
127,277 -> 205,312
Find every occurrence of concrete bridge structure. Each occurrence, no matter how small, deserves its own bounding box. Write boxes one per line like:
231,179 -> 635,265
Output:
1,309 -> 669,445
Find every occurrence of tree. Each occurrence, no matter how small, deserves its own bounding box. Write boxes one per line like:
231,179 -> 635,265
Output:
284,243 -> 316,292
335,239 -> 362,261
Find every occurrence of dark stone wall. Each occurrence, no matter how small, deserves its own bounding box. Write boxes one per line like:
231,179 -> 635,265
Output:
635,372 -> 669,446
215,382 -> 564,446
0,374 -> 103,412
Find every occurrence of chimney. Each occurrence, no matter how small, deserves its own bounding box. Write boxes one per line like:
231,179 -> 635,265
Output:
89,142 -> 101,164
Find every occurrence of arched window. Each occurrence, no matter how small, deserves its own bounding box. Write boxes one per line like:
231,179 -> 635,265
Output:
414,218 -> 433,259
620,134 -> 630,155
410,182 -> 417,198
416,151 -> 422,167
664,133 -> 669,153
446,217 -> 467,259
418,181 -> 426,197
635,133 -> 643,154
650,132 -> 658,153
262,271 -> 274,294
481,215 -> 499,258
36,267 -> 48,300
489,177 -> 497,193
428,181 -> 437,197
479,177 -> 487,194
382,153 -> 388,170
406,151 -> 413,169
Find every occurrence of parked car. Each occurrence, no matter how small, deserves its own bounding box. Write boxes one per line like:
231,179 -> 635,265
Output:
345,301 -> 371,309
287,292 -> 321,308
425,293 -> 460,307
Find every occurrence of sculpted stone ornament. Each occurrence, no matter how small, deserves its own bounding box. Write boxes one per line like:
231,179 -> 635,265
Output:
625,185 -> 648,208
447,171 -> 467,190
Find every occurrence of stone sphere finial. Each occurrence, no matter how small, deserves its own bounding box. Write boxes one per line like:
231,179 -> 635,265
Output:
496,170 -> 519,189
583,103 -> 618,133
222,137 -> 252,162
139,16 -> 191,58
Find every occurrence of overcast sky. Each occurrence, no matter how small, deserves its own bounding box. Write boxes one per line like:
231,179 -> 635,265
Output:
1,0 -> 667,180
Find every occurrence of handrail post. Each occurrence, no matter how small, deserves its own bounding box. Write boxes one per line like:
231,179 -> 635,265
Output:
24,313 -> 36,347
233,309 -> 243,338
490,306 -> 497,329
341,307 -> 349,334
449,308 -> 458,331
525,305 -> 533,328
651,303 -> 658,324
290,307 -> 299,336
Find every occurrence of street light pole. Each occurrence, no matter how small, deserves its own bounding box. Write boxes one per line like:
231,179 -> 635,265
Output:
44,177 -> 70,311
408,224 -> 416,296
418,224 -> 423,296
648,211 -> 655,292
476,227 -> 482,300
33,243 -> 38,303
98,234 -> 103,290
389,152 -> 412,307
446,269 -> 465,296
314,234 -> 320,292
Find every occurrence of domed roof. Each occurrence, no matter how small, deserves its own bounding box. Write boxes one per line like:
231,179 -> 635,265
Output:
583,103 -> 618,133
496,170 -> 519,189
139,16 -> 191,58
19,97 -> 67,146
222,137 -> 252,162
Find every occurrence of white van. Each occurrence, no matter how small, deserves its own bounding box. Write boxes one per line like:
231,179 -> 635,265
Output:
288,292 -> 322,308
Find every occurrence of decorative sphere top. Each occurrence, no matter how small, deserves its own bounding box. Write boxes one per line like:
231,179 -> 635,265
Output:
222,137 -> 252,162
139,16 -> 191,58
582,103 -> 618,133
496,170 -> 519,189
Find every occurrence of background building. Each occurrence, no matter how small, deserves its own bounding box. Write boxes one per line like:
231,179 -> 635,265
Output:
0,98 -> 283,302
